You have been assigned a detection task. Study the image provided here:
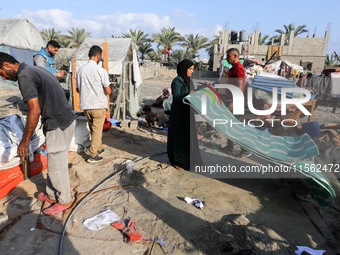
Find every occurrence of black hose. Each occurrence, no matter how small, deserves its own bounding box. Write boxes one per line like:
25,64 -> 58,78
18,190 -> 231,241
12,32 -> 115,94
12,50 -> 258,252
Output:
58,151 -> 167,255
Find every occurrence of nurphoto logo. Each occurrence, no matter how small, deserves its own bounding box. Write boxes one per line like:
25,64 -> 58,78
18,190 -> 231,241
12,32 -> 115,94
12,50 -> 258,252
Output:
199,84 -> 312,128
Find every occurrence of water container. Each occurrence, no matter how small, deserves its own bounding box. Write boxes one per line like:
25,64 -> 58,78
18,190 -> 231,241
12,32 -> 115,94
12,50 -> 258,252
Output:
302,121 -> 321,138
239,30 -> 247,42
230,30 -> 238,42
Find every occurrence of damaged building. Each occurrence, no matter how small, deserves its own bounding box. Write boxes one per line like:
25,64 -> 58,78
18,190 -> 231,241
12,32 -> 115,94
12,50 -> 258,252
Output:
209,29 -> 330,74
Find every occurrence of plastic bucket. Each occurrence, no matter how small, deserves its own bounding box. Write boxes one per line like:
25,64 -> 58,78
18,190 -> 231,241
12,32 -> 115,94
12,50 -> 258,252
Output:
302,122 -> 321,138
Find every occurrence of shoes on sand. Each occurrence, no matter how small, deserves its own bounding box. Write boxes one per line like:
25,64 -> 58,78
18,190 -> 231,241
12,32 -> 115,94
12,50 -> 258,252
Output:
87,155 -> 103,163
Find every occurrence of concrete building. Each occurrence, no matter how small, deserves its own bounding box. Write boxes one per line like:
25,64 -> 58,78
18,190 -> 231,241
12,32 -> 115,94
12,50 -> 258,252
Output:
209,29 -> 330,74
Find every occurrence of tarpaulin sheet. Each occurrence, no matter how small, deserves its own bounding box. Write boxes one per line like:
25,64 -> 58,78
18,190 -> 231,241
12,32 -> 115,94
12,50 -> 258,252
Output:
0,114 -> 45,170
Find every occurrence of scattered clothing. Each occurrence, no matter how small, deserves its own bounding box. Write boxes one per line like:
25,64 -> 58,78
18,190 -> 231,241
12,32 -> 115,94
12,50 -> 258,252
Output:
184,197 -> 204,209
83,210 -> 120,231
294,246 -> 325,255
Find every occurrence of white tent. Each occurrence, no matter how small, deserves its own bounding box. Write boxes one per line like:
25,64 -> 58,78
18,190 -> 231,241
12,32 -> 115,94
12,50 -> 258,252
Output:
0,18 -> 45,51
0,18 -> 46,89
69,37 -> 142,120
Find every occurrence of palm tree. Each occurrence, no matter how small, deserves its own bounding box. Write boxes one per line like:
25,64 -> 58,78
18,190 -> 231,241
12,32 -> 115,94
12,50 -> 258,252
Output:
138,42 -> 154,61
152,27 -> 183,62
181,34 -> 209,59
147,48 -> 163,62
169,49 -> 194,68
58,35 -> 72,48
269,24 -> 308,45
206,31 -> 223,53
40,28 -> 62,43
258,33 -> 269,45
121,29 -> 150,46
66,28 -> 91,48
325,54 -> 338,67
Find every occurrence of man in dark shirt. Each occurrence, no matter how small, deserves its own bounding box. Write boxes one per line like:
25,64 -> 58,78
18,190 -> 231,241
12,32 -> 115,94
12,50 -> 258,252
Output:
0,52 -> 76,215
220,48 -> 251,159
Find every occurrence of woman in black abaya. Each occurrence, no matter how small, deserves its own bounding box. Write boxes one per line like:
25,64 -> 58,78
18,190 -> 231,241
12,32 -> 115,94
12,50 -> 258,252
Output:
167,59 -> 202,170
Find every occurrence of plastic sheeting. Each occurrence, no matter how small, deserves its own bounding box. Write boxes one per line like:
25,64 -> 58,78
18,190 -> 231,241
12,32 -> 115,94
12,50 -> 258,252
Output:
0,114 -> 45,170
330,72 -> 340,98
69,114 -> 91,153
75,37 -> 142,88
0,18 -> 45,51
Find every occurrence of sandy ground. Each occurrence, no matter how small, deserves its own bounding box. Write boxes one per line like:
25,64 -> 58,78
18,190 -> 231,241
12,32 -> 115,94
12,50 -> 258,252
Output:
0,77 -> 340,255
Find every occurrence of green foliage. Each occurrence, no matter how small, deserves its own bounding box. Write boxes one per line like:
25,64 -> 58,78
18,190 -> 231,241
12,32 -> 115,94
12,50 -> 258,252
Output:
268,24 -> 308,45
325,53 -> 340,67
181,34 -> 209,58
152,27 -> 183,62
258,33 -> 269,45
139,42 -> 154,61
57,35 -> 72,48
40,28 -> 62,43
121,29 -> 151,45
194,61 -> 208,71
169,49 -> 193,68
147,48 -> 163,62
66,28 -> 91,48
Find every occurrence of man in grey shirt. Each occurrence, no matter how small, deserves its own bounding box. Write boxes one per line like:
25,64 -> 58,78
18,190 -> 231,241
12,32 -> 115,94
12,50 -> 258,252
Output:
0,52 -> 75,215
34,40 -> 66,79
76,45 -> 112,163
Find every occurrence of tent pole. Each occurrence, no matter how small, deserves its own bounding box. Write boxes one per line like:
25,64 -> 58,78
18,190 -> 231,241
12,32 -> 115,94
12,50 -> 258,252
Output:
128,62 -> 132,116
102,42 -> 110,119
71,54 -> 79,111
122,62 -> 126,120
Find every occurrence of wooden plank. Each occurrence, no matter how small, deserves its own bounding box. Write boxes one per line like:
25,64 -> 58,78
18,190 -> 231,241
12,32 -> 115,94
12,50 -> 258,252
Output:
22,156 -> 30,180
102,42 -> 110,119
323,67 -> 340,72
71,54 -> 80,111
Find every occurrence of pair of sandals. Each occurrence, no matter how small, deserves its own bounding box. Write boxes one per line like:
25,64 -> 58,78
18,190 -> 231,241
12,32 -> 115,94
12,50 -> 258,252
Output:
37,192 -> 71,215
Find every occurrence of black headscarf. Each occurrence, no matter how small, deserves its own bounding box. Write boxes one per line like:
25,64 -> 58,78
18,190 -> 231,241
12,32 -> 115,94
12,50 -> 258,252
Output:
177,59 -> 194,90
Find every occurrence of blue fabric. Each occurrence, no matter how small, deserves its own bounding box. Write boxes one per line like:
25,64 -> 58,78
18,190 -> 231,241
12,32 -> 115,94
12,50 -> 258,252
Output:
9,47 -> 35,66
108,119 -> 121,126
34,47 -> 56,73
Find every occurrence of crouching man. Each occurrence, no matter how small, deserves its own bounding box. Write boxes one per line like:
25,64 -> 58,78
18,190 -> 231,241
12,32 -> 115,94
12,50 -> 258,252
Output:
0,52 -> 76,215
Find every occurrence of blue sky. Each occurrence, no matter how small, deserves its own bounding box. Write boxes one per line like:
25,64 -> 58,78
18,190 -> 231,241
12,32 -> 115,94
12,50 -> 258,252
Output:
1,0 -> 339,59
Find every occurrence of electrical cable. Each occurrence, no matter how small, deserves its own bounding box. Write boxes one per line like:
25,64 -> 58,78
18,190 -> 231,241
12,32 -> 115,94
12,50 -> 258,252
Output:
58,151 -> 167,255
